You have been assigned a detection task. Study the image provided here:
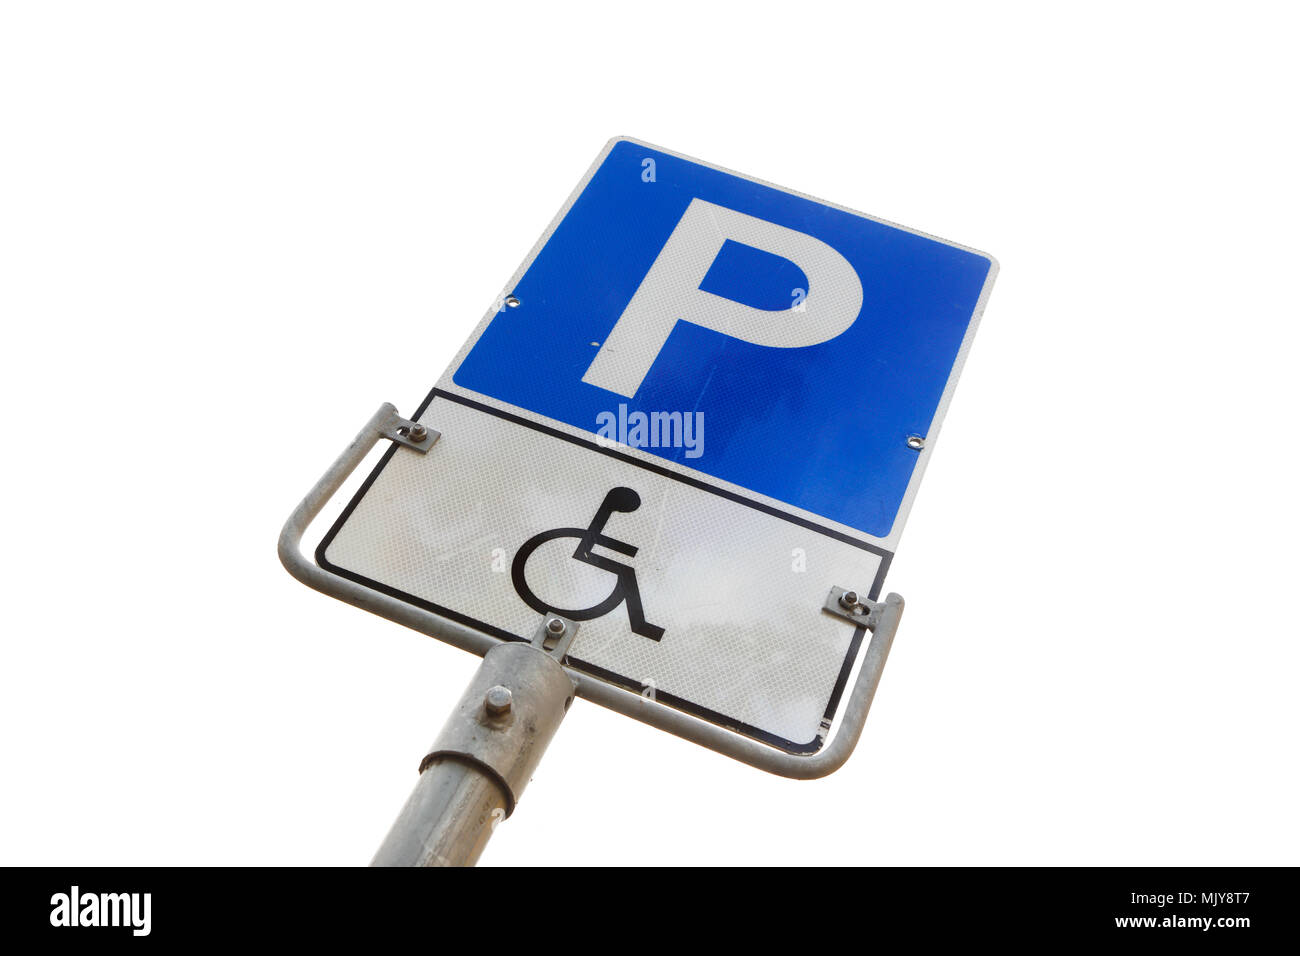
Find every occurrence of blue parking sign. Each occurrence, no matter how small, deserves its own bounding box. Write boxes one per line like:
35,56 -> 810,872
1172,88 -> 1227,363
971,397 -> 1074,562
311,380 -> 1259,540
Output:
452,138 -> 995,540
316,138 -> 997,753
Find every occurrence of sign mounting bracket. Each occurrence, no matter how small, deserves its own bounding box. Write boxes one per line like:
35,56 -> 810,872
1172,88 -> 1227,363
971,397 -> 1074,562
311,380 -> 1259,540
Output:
823,586 -> 882,630
278,402 -> 906,780
377,408 -> 440,453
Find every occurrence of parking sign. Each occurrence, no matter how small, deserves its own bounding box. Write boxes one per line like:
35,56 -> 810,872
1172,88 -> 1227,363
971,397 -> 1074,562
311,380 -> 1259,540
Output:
316,138 -> 996,754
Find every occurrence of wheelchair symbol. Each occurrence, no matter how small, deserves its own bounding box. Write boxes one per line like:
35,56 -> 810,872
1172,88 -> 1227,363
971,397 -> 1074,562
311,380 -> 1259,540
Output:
511,486 -> 665,641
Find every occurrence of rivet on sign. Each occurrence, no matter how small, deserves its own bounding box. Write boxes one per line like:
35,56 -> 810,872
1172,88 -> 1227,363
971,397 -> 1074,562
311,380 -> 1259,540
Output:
839,590 -> 860,611
545,617 -> 566,636
484,685 -> 513,716
906,435 -> 926,451
505,295 -> 520,308
408,423 -> 428,443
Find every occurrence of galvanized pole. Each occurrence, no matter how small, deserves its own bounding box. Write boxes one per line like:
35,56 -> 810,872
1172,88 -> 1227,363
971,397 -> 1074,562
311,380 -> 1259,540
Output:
371,617 -> 577,867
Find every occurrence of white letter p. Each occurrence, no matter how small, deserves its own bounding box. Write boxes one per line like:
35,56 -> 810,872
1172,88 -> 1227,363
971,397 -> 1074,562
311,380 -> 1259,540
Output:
582,199 -> 863,398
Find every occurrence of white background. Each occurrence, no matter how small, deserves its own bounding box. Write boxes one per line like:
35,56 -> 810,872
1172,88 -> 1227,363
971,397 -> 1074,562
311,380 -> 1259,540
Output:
2,2 -> 1296,866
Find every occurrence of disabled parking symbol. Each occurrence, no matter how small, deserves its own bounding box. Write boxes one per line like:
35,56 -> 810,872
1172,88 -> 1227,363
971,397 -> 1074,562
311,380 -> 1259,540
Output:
511,487 -> 665,641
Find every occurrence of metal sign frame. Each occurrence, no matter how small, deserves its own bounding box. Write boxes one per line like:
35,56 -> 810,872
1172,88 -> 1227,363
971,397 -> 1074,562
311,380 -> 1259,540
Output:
279,402 -> 903,778
280,137 -> 996,777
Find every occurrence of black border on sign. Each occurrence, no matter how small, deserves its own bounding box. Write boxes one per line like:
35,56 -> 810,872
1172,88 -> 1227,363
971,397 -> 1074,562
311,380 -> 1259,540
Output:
316,386 -> 893,755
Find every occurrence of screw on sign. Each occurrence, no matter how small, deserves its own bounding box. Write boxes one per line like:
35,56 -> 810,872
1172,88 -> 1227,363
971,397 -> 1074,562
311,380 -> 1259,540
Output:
279,137 -> 997,865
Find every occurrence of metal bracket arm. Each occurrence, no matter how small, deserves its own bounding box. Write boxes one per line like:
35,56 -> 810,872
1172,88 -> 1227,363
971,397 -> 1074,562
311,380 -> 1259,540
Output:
280,403 -> 905,780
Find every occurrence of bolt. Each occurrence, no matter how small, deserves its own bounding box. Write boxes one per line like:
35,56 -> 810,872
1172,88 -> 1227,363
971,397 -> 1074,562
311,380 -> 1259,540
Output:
408,423 -> 428,443
546,617 -> 566,636
505,295 -> 520,308
484,685 -> 513,717
839,590 -> 860,611
907,435 -> 926,451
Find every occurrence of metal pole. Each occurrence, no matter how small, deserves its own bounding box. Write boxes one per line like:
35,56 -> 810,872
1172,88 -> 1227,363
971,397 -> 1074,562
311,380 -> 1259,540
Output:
371,620 -> 577,867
